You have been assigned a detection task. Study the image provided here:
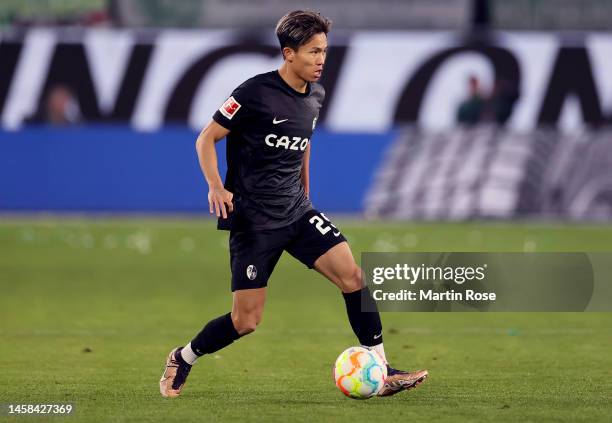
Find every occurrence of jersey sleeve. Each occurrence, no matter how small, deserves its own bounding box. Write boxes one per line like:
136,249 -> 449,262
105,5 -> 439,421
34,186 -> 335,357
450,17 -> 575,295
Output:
212,82 -> 256,131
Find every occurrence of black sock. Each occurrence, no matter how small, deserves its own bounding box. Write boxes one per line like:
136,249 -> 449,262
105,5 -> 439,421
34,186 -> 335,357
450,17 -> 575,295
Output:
190,312 -> 242,356
342,287 -> 383,347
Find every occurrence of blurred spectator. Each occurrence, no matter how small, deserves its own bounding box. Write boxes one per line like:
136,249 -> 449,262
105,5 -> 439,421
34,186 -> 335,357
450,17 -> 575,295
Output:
456,75 -> 519,126
485,78 -> 519,124
26,85 -> 82,126
456,75 -> 484,125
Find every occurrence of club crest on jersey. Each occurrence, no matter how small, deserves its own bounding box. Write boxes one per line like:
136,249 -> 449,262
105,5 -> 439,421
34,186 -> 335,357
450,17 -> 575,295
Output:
246,265 -> 257,280
219,96 -> 241,120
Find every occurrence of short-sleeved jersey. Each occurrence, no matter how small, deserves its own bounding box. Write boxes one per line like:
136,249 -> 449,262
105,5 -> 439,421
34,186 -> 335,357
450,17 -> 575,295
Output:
212,70 -> 325,231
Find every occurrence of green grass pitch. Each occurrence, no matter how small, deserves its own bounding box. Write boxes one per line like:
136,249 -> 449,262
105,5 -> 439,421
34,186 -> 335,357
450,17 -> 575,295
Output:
1,218 -> 611,422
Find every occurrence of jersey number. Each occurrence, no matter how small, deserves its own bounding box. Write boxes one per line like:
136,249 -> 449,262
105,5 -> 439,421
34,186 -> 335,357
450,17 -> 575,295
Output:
309,213 -> 341,237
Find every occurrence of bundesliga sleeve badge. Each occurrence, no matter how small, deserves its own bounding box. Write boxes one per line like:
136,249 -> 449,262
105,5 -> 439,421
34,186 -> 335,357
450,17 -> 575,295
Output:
219,96 -> 241,120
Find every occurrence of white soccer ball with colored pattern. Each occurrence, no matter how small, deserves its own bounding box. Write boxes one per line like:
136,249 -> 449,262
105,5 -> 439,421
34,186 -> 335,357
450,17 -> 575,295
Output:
333,346 -> 387,399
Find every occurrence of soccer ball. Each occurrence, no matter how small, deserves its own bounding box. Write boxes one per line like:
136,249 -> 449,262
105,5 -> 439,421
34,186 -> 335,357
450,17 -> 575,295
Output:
333,346 -> 387,399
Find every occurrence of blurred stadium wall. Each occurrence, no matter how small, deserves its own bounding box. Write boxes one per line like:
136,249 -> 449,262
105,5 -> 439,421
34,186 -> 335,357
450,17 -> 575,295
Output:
0,0 -> 611,219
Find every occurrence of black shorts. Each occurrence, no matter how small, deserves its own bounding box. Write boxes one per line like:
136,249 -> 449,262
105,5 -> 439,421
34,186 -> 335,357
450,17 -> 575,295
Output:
229,209 -> 347,291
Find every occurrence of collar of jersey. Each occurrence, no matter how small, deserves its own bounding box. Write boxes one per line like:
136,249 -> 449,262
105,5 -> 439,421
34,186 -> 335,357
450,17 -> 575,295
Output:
274,70 -> 311,98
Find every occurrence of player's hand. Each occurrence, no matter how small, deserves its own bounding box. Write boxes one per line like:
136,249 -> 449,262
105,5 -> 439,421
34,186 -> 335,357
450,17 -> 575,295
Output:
208,185 -> 234,219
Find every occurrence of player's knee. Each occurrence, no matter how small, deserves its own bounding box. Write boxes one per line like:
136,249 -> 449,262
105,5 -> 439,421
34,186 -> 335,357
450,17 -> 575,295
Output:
339,265 -> 364,293
231,310 -> 262,335
236,322 -> 257,335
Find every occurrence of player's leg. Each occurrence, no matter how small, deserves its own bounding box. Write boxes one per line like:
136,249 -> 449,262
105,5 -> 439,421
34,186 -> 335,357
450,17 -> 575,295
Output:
284,210 -> 385,353
160,229 -> 284,398
285,210 -> 384,352
312,241 -> 386,359
187,287 -> 266,358
313,242 -> 428,395
286,210 -> 427,396
179,287 -> 266,365
159,288 -> 265,398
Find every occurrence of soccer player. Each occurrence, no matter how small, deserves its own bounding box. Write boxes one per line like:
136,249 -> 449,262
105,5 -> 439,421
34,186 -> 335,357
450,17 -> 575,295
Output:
160,10 -> 428,398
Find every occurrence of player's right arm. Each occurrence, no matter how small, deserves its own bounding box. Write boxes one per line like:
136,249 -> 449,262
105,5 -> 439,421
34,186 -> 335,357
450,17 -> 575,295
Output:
195,120 -> 234,218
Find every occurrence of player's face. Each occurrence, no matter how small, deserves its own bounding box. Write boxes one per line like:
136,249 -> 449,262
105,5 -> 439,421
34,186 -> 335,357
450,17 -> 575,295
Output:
289,33 -> 328,82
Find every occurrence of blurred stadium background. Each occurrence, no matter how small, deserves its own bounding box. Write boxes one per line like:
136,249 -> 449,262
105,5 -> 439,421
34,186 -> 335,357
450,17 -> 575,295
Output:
2,0 -> 612,217
1,1 -> 611,422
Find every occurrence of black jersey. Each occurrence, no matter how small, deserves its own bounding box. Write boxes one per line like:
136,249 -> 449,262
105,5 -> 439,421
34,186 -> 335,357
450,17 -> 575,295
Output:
212,70 -> 325,231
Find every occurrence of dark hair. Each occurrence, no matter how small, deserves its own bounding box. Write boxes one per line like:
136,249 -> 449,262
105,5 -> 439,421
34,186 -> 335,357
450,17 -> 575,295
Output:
275,10 -> 331,57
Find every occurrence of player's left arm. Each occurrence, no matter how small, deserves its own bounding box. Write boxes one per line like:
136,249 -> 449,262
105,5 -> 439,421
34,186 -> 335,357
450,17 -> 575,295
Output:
301,142 -> 310,198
